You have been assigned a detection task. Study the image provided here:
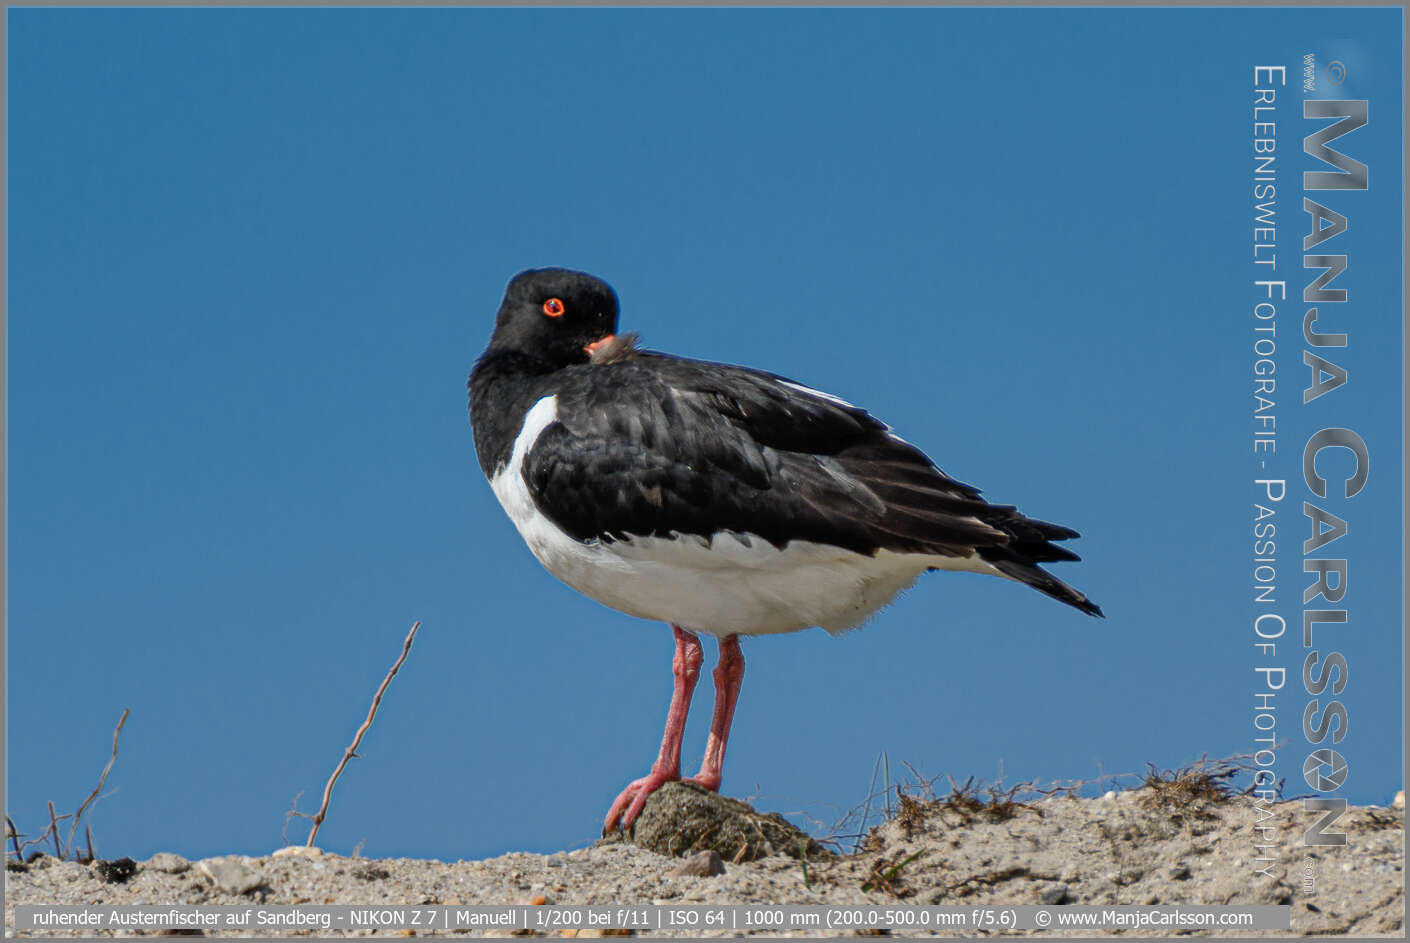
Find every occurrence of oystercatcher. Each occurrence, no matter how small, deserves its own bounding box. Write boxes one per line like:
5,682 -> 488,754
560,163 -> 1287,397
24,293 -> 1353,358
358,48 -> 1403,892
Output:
469,268 -> 1101,831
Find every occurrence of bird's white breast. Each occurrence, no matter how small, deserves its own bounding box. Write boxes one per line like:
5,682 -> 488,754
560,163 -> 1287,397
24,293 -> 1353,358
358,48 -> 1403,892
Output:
489,395 -> 1003,637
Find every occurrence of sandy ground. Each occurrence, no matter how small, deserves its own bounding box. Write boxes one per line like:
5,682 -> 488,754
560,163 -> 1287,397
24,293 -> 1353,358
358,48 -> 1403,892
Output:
5,779 -> 1404,938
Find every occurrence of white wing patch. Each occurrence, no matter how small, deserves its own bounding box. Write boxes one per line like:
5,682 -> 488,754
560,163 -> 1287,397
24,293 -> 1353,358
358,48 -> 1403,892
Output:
489,395 -> 563,559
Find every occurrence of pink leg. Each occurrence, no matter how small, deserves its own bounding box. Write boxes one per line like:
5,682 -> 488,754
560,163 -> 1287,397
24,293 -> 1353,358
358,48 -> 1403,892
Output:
603,625 -> 702,831
684,635 -> 744,792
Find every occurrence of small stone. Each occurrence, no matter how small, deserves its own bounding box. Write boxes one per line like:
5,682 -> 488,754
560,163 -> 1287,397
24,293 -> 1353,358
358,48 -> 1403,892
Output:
272,846 -> 322,859
668,850 -> 726,878
198,857 -> 263,895
1039,883 -> 1068,905
1100,791 -> 1117,801
1169,864 -> 1191,880
143,853 -> 191,874
1393,790 -> 1404,810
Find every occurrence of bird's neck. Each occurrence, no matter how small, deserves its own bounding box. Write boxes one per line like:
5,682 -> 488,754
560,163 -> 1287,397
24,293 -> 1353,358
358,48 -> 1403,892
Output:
468,349 -> 560,478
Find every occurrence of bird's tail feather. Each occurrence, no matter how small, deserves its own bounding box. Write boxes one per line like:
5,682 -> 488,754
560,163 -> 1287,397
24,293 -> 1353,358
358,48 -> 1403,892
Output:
979,549 -> 1104,617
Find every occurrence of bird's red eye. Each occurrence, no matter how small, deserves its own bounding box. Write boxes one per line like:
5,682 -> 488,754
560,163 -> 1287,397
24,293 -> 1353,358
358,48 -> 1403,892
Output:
542,298 -> 565,318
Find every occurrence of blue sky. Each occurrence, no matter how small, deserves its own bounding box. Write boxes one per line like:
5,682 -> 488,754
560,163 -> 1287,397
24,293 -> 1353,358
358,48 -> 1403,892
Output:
7,8 -> 1402,864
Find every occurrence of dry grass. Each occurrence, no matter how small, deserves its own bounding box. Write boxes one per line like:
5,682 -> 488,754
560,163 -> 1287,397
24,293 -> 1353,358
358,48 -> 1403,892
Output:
832,751 -> 1269,856
1137,755 -> 1251,831
6,708 -> 130,865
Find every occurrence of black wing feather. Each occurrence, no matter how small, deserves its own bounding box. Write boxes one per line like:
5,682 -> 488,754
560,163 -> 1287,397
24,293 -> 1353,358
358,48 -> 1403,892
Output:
521,353 -> 1100,615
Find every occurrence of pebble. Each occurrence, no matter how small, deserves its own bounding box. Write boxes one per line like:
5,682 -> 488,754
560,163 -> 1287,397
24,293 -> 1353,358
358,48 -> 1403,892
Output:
1169,864 -> 1191,880
198,856 -> 263,895
272,845 -> 323,859
1393,791 -> 1404,810
142,853 -> 191,874
667,851 -> 725,878
1039,883 -> 1068,904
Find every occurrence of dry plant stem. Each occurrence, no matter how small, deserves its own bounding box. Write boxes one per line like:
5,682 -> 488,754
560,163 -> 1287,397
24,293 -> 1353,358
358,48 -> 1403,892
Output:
6,816 -> 21,861
282,790 -> 306,845
47,803 -> 61,858
883,753 -> 892,820
306,621 -> 421,848
66,708 -> 130,857
854,753 -> 883,854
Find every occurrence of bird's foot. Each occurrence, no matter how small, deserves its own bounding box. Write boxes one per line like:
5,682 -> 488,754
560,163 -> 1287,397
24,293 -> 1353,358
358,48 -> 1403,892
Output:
603,769 -> 679,833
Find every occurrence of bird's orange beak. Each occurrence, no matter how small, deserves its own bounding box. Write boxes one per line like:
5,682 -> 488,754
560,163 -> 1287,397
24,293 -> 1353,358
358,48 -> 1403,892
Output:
584,334 -> 616,355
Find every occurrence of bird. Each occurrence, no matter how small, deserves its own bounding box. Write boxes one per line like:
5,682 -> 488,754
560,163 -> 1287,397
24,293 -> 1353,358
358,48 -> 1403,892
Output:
468,267 -> 1101,832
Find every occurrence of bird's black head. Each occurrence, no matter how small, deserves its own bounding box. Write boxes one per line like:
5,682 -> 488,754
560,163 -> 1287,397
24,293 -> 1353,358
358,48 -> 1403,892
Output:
485,268 -> 620,368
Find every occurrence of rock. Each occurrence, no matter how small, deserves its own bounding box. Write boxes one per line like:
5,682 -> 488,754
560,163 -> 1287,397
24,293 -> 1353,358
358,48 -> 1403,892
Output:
1169,863 -> 1191,880
1393,790 -> 1404,810
197,857 -> 263,895
142,852 -> 191,874
1039,883 -> 1068,904
668,851 -> 726,878
599,781 -> 830,862
272,846 -> 322,859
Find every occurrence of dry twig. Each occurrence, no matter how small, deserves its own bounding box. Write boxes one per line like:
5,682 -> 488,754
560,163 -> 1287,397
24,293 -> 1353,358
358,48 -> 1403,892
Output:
6,816 -> 21,861
47,803 -> 62,858
304,621 -> 422,847
66,709 -> 129,857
